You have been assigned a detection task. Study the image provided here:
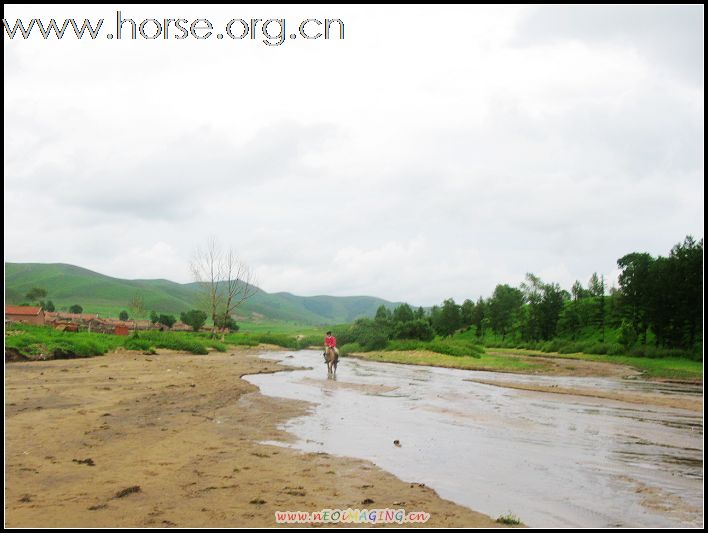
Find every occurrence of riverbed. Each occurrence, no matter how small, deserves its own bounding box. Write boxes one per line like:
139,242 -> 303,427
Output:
246,350 -> 703,527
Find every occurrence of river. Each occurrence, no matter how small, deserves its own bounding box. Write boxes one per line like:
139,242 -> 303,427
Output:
245,350 -> 703,527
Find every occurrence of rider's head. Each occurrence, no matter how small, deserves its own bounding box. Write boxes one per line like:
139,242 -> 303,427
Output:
326,331 -> 332,336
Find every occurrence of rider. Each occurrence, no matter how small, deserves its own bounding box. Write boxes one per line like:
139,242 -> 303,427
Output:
323,331 -> 339,363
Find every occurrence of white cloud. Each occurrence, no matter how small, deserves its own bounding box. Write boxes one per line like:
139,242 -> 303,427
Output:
4,5 -> 703,306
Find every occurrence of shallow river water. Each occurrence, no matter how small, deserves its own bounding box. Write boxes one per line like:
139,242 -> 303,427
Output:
245,350 -> 703,527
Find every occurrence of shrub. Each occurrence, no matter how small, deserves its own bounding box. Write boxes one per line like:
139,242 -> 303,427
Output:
340,342 -> 362,355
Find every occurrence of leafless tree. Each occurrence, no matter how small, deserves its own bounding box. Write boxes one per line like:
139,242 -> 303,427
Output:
190,238 -> 256,338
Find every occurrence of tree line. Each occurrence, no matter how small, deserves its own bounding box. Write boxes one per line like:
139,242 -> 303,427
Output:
343,236 -> 702,358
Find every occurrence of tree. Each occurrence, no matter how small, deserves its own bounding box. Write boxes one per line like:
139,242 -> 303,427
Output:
69,304 -> 83,314
119,310 -> 129,321
571,281 -> 588,301
150,310 -> 159,324
588,273 -> 604,297
375,305 -> 393,324
520,274 -> 565,341
460,299 -> 475,327
129,292 -> 146,331
43,300 -> 55,312
214,314 -> 239,332
190,237 -> 256,338
180,309 -> 208,332
617,253 -> 653,344
25,287 -> 47,303
158,314 -> 176,329
488,285 -> 524,340
471,298 -> 487,338
392,318 -> 434,341
392,303 -> 414,324
432,298 -> 461,337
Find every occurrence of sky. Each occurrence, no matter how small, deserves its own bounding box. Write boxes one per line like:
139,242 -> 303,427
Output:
4,5 -> 704,306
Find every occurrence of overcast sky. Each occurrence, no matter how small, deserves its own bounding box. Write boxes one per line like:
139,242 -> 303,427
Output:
4,5 -> 704,305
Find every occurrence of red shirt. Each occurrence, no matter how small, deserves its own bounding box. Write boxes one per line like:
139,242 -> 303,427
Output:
325,335 -> 337,348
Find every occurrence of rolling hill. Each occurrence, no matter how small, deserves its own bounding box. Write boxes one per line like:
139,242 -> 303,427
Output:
4,263 -> 401,325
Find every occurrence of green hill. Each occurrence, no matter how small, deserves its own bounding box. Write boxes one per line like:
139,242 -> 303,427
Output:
4,262 -> 400,325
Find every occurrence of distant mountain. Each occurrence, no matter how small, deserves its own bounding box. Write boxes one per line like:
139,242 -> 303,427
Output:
4,262 -> 401,325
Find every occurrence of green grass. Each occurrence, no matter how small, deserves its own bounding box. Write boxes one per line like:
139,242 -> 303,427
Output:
485,347 -> 703,381
6,324 -> 228,357
235,321 -> 326,335
5,324 -> 123,358
352,350 -> 545,373
496,513 -> 522,525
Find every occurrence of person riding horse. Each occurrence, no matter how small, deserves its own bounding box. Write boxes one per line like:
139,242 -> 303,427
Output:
323,331 -> 339,376
323,331 -> 339,363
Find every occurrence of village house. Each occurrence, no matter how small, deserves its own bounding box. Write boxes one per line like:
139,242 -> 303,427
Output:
5,306 -> 46,325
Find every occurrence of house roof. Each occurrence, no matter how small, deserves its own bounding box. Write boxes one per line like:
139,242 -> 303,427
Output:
5,306 -> 43,316
46,312 -> 100,321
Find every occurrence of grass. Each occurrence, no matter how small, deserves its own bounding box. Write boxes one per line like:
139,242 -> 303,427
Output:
5,323 -> 325,360
485,347 -> 703,381
496,513 -> 522,525
351,350 -> 545,373
7,323 -> 701,381
6,324 -> 227,357
5,324 -> 123,358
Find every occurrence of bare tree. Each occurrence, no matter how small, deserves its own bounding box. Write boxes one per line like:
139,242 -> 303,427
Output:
190,238 -> 256,338
129,292 -> 145,332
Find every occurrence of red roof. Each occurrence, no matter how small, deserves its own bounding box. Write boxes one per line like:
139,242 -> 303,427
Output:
5,306 -> 43,316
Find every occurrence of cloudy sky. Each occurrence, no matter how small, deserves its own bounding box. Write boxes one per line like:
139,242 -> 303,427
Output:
4,5 -> 704,305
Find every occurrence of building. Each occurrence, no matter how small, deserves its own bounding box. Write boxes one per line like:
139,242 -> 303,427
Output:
5,306 -> 45,325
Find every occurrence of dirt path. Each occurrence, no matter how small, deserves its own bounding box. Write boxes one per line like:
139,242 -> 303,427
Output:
5,348 -> 503,527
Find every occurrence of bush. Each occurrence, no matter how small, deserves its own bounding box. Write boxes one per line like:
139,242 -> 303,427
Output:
124,338 -> 151,351
392,319 -> 435,341
340,342 -> 362,355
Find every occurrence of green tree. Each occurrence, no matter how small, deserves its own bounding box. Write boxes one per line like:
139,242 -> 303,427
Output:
214,314 -> 239,332
158,314 -> 176,329
392,318 -> 434,341
432,298 -> 461,337
392,303 -> 415,323
488,284 -> 524,340
375,305 -> 393,324
617,252 -> 654,344
25,287 -> 47,303
149,310 -> 159,324
43,300 -> 55,312
69,304 -> 83,314
460,299 -> 475,327
521,274 -> 566,341
119,310 -> 129,321
471,298 -> 487,338
180,310 -> 208,332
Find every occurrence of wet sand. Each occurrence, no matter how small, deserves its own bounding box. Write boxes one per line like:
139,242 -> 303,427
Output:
4,348 -> 502,528
464,378 -> 703,412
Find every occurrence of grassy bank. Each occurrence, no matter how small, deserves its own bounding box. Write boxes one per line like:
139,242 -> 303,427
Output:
347,345 -> 702,381
350,350 -> 543,373
485,347 -> 703,381
4,324 -> 323,359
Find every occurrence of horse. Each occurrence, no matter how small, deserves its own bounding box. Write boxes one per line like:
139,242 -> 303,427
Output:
324,346 -> 339,378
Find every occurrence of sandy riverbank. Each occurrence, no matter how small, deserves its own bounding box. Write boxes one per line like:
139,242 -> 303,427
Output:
5,348 -> 503,527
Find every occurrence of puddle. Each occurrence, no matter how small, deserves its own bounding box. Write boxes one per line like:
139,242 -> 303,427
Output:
245,350 -> 703,527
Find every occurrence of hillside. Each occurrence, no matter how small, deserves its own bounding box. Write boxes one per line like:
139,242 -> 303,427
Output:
4,263 -> 401,325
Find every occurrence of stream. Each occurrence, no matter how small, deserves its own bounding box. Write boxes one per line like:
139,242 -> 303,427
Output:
245,350 -> 703,527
